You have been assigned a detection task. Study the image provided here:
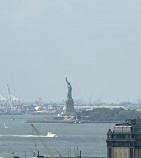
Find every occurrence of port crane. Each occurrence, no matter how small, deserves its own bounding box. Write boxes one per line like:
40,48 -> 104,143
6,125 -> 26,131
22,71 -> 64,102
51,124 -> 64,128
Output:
7,84 -> 13,107
30,124 -> 54,158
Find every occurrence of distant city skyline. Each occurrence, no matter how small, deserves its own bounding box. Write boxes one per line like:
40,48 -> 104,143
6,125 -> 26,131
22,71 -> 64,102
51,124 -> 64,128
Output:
0,84 -> 141,104
0,0 -> 141,102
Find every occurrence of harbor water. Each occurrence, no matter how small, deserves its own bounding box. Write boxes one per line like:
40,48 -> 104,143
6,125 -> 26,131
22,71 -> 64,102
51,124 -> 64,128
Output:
0,115 -> 115,158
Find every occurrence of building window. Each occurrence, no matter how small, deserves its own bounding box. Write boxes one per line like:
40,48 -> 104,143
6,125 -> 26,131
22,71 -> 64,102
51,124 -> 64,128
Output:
124,152 -> 127,158
115,152 -> 117,158
109,148 -> 112,158
120,152 -> 122,158
130,148 -> 133,158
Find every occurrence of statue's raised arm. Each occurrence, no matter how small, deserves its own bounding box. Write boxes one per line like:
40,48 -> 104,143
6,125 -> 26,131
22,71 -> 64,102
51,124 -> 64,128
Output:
65,77 -> 69,84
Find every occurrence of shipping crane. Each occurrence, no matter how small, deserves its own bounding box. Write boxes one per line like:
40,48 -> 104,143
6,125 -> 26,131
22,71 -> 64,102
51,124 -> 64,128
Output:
30,124 -> 54,158
7,84 -> 11,102
7,84 -> 13,107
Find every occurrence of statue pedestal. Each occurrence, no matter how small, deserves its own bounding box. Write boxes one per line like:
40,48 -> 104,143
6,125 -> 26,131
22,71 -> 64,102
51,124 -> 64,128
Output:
64,99 -> 75,116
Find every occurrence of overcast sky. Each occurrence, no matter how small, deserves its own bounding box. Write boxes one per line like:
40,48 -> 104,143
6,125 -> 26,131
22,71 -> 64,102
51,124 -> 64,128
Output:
0,0 -> 141,102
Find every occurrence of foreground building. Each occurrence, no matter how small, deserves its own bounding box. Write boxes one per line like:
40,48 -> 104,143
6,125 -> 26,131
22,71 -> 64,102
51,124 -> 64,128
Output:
107,118 -> 141,158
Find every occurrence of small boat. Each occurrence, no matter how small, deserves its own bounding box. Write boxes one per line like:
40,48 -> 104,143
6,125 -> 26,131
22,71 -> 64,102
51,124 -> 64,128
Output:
3,123 -> 8,128
46,132 -> 57,137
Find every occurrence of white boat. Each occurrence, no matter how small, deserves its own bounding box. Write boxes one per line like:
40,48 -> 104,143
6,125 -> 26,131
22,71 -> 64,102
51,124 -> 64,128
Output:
46,132 -> 57,137
3,123 -> 8,128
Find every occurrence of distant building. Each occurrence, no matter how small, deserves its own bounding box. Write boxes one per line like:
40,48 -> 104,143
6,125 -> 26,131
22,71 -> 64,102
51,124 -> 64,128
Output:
107,118 -> 141,158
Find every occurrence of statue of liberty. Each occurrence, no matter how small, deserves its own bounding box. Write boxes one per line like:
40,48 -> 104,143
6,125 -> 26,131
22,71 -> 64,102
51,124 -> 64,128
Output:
64,77 -> 75,116
65,77 -> 72,100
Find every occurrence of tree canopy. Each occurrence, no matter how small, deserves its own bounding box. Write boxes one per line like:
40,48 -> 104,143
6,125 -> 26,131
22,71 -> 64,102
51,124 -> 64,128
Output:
76,108 -> 141,122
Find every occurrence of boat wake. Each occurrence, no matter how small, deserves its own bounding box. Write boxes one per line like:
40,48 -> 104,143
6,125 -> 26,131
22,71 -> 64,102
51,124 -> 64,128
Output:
0,132 -> 58,138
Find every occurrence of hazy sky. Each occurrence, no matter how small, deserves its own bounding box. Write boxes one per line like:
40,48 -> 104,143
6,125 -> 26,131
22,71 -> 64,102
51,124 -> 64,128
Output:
0,0 -> 141,102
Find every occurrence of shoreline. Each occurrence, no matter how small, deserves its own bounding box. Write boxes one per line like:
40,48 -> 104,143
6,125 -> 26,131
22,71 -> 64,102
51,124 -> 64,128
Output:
27,119 -> 122,124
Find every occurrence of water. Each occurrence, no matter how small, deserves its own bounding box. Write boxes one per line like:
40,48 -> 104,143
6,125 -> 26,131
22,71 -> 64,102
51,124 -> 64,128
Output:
0,115 -> 115,158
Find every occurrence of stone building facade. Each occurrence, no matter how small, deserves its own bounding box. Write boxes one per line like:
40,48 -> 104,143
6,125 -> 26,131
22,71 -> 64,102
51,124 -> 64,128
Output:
107,118 -> 141,158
